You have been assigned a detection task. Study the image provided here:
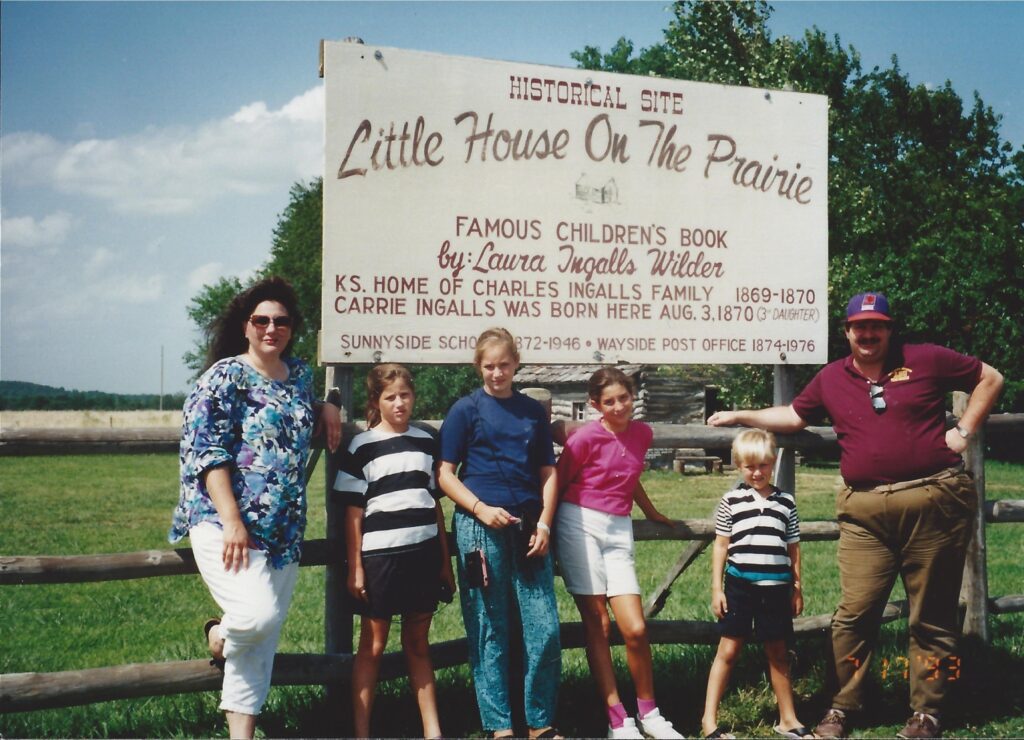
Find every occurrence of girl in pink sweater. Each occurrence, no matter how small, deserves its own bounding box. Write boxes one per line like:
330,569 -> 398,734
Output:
555,367 -> 681,739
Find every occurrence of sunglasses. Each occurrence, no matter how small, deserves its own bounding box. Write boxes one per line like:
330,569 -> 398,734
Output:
869,383 -> 886,414
249,314 -> 293,328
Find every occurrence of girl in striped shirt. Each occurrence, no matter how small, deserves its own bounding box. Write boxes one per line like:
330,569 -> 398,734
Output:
335,364 -> 455,738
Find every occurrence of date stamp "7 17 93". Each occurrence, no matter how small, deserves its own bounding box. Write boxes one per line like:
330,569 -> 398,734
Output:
845,654 -> 961,682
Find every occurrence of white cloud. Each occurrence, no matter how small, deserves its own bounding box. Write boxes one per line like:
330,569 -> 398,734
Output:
1,85 -> 325,216
5,267 -> 165,329
231,102 -> 271,125
187,261 -> 226,291
105,274 -> 165,304
279,87 -> 323,123
232,87 -> 322,125
238,265 -> 262,285
85,247 -> 115,273
0,132 -> 63,186
1,211 -> 73,248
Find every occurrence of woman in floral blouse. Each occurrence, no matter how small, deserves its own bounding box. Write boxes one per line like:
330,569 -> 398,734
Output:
169,276 -> 339,739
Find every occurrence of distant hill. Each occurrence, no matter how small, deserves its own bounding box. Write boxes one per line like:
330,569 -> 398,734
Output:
1,380 -> 185,411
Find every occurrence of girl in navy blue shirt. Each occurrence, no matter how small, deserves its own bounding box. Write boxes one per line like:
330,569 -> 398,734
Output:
438,327 -> 562,739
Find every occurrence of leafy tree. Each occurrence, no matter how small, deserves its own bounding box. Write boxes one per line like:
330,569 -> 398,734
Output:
263,180 -> 326,376
574,0 -> 1023,410
0,380 -> 185,411
183,275 -> 245,373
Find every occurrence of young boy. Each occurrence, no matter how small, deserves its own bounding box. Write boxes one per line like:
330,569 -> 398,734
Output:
701,429 -> 812,739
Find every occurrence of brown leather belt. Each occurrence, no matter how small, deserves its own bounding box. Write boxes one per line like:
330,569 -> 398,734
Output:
850,464 -> 965,494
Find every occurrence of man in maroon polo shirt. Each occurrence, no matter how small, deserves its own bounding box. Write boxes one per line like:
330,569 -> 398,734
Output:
707,292 -> 1003,739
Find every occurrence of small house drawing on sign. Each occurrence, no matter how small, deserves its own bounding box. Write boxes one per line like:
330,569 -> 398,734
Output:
575,174 -> 619,204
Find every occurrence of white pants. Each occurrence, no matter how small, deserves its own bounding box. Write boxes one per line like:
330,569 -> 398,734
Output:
555,501 -> 640,596
189,521 -> 299,715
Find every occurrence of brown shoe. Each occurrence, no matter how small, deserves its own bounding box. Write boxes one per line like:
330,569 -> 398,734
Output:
813,710 -> 848,739
897,713 -> 941,739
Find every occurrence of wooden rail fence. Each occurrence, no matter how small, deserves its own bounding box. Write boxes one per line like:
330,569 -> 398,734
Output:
3,412 -> 1022,714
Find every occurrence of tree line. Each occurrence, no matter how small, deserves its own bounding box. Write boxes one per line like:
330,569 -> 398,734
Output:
0,381 -> 186,412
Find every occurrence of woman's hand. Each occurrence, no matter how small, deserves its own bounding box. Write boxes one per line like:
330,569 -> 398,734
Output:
647,510 -> 674,527
203,466 -> 251,572
526,524 -> 551,558
711,589 -> 728,619
348,565 -> 369,603
475,503 -> 518,529
316,401 -> 343,452
221,518 -> 250,572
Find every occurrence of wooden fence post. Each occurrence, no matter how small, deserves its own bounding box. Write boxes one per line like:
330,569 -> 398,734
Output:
520,387 -> 552,417
703,385 -> 719,422
324,365 -> 354,722
324,364 -> 354,655
773,365 -> 797,494
955,391 -> 989,642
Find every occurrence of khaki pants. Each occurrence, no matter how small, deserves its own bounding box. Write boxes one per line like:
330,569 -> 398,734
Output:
828,467 -> 976,716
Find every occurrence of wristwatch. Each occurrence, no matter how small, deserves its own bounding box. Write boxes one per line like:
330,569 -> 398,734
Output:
955,425 -> 971,439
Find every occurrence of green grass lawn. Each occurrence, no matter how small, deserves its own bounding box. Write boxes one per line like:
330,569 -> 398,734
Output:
1,455 -> 1022,738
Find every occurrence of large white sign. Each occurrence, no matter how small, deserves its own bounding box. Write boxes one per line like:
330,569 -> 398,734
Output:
321,43 -> 828,365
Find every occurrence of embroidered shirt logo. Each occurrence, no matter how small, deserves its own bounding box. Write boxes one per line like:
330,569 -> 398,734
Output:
889,367 -> 913,382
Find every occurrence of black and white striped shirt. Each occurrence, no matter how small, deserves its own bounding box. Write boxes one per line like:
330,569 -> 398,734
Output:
715,484 -> 800,585
333,426 -> 440,556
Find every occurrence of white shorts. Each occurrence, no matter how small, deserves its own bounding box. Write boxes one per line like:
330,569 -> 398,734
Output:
555,501 -> 640,597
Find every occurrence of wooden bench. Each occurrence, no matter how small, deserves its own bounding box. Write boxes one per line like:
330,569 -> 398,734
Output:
672,448 -> 723,474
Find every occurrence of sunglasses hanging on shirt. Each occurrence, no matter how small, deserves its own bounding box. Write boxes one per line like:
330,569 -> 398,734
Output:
869,383 -> 887,414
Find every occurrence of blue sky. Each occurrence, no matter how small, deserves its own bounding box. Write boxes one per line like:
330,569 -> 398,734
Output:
2,1 -> 1021,395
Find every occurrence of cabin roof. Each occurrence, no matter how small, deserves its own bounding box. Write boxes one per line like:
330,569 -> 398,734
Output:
515,364 -> 645,385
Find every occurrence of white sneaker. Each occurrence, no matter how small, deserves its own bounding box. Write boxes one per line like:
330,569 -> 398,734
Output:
608,717 -> 645,739
637,708 -> 684,739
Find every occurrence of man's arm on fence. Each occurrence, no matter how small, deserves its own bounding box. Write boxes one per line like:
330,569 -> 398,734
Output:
947,362 -> 1004,453
706,405 -> 807,433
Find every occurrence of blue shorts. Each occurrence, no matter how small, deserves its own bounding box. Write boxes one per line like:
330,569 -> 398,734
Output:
717,576 -> 793,642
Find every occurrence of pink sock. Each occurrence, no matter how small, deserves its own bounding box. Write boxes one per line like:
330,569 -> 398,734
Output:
608,703 -> 628,729
637,698 -> 657,719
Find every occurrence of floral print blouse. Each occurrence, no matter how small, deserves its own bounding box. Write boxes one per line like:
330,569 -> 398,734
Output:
169,355 -> 315,569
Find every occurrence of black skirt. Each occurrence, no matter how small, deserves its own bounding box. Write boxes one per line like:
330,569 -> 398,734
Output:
353,537 -> 442,619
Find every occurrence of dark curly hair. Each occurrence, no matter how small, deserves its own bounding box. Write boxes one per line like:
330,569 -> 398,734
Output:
204,276 -> 303,370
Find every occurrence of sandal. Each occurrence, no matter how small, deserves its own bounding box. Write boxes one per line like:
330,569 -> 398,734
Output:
203,618 -> 225,668
532,728 -> 564,739
775,727 -> 816,739
705,728 -> 736,739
